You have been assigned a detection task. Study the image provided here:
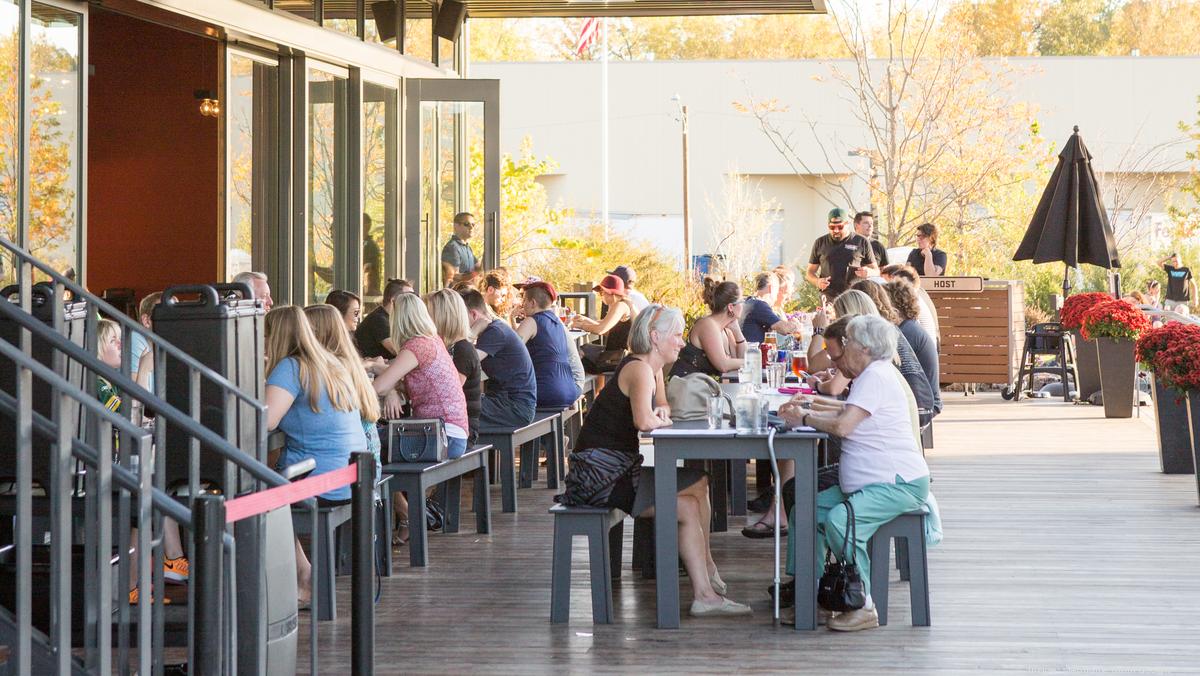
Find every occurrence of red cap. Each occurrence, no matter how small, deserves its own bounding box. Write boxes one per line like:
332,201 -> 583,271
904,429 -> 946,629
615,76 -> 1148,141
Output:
594,274 -> 627,296
520,280 -> 557,302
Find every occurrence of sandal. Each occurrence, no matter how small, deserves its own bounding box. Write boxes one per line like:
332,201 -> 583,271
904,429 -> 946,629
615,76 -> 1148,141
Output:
741,518 -> 786,539
392,518 -> 409,546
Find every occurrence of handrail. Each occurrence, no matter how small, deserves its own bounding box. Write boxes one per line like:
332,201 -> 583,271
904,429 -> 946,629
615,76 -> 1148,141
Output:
0,294 -> 287,489
0,236 -> 266,412
0,387 -> 192,527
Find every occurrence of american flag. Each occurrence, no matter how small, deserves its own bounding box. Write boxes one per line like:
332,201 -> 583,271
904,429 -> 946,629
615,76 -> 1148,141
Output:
576,17 -> 599,56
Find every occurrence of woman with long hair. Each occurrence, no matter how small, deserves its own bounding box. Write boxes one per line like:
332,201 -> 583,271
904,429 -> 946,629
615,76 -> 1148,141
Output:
264,305 -> 367,606
371,294 -> 470,457
424,289 -> 481,444
669,277 -> 746,379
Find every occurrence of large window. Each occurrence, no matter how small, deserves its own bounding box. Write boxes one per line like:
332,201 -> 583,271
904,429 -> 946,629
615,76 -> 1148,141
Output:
226,51 -> 279,281
306,63 -> 347,305
28,2 -> 82,282
362,81 -> 397,305
0,0 -> 17,285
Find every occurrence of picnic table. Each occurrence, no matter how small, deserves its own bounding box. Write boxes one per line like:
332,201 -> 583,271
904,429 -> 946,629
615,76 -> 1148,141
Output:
648,420 -> 825,630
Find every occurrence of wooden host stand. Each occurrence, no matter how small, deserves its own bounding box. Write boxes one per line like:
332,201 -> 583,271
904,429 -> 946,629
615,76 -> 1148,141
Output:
927,278 -> 1024,392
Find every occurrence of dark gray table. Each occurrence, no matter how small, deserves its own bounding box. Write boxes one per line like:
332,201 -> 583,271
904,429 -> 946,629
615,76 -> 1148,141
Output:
649,421 -> 825,630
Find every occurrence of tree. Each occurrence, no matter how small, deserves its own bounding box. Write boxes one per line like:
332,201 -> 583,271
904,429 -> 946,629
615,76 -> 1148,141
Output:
1170,95 -> 1200,248
468,18 -> 544,62
1035,0 -> 1115,55
737,0 -> 1047,251
939,0 -> 1039,56
1104,0 -> 1200,56
704,170 -> 781,284
0,34 -> 76,283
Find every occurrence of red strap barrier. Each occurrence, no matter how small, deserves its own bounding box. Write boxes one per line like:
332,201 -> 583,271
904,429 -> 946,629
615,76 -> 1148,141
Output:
224,464 -> 358,524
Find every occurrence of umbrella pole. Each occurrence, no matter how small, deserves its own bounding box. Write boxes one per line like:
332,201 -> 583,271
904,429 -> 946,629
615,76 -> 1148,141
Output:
1063,265 -> 1071,299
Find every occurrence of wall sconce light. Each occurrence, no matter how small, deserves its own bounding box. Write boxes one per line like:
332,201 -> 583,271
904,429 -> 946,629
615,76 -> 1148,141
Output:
194,89 -> 220,118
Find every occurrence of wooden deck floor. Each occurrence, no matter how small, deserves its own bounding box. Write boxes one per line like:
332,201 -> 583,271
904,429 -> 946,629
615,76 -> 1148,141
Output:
302,393 -> 1200,674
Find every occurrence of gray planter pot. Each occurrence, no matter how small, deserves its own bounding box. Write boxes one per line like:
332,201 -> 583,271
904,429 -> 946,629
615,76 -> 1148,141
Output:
1188,393 -> 1200,505
1071,329 -> 1101,400
1095,337 -> 1135,419
1151,374 -> 1195,474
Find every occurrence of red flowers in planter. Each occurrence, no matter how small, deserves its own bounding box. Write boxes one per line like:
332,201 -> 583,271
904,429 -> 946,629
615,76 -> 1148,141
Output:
1059,292 -> 1112,331
1080,298 -> 1150,341
1137,322 -> 1200,394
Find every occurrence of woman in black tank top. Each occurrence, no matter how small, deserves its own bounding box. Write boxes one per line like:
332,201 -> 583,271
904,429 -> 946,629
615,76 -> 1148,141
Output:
670,278 -> 748,380
570,304 -> 752,617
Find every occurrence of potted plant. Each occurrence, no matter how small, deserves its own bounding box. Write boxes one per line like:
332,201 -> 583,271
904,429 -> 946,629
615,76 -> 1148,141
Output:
1080,298 -> 1151,418
1136,323 -> 1200,474
1060,292 -> 1111,401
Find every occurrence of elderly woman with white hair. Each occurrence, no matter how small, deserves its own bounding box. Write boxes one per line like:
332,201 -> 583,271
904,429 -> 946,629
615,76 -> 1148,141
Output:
778,315 -> 931,632
568,304 -> 752,617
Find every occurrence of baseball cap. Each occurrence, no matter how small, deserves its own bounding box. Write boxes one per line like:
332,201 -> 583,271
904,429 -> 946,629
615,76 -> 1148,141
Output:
593,274 -> 627,296
518,278 -> 557,302
607,265 -> 636,285
827,208 -> 849,223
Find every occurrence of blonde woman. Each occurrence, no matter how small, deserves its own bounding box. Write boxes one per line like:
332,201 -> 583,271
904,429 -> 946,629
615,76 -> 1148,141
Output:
424,289 -> 481,444
371,293 -> 470,458
265,306 -> 366,606
304,304 -> 382,464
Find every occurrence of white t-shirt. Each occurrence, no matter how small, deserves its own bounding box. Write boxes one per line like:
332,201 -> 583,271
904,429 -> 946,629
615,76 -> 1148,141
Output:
627,288 -> 650,313
916,288 -> 940,345
839,359 -> 930,494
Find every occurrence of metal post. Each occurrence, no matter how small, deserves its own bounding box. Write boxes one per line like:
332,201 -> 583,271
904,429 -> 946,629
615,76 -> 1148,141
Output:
193,494 -> 225,675
681,104 -> 691,271
351,452 -> 375,675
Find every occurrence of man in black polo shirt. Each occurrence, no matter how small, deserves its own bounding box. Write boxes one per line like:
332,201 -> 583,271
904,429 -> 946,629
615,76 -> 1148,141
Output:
806,208 -> 879,301
854,211 -> 888,267
354,278 -> 412,359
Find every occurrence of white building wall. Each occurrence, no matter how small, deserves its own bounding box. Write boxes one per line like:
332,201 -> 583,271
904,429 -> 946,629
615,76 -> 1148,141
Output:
473,57 -> 1199,264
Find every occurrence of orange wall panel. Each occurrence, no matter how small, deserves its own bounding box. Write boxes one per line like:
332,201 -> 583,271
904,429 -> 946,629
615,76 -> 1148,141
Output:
87,10 -> 220,301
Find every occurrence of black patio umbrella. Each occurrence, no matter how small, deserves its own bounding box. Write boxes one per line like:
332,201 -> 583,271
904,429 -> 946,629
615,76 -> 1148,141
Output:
1013,126 -> 1120,298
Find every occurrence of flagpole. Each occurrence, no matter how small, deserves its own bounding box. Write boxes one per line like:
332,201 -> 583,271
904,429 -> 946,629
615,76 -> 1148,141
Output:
601,17 -> 610,239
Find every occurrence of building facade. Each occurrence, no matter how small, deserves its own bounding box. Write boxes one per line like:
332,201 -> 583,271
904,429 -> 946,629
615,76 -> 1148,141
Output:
474,57 -> 1199,268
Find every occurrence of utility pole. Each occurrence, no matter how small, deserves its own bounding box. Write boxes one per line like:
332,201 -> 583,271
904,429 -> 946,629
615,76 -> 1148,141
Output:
680,103 -> 691,271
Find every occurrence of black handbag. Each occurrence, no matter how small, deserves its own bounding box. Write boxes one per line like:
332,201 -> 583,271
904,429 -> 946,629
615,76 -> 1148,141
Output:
817,499 -> 867,613
387,418 -> 448,463
556,447 -> 640,507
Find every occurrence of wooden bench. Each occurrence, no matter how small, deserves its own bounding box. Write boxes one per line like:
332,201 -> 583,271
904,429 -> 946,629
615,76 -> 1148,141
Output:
291,474 -> 391,622
479,412 -> 560,513
534,394 -> 587,489
381,444 -> 492,568
549,504 -> 625,624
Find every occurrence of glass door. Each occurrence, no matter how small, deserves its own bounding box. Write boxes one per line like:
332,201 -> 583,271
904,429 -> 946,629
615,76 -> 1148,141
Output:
361,78 -> 398,307
404,79 -> 499,293
305,61 -> 349,305
225,49 -> 279,281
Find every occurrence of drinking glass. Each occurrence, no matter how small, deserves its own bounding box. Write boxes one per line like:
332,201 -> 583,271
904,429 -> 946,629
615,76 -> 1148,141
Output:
791,352 -> 808,378
706,396 -> 726,430
766,363 -> 784,389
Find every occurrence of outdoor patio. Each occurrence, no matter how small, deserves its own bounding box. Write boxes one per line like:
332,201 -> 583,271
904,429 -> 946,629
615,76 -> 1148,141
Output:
300,392 -> 1200,674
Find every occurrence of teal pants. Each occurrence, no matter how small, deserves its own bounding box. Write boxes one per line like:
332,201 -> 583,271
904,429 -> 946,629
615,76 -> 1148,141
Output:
786,475 -> 930,597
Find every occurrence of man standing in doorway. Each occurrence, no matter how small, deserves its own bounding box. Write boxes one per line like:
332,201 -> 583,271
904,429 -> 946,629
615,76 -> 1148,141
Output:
441,212 -> 481,285
805,208 -> 879,301
854,211 -> 888,267
1161,252 -> 1196,315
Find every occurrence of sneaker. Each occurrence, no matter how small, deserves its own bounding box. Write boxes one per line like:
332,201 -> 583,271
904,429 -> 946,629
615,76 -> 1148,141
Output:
826,606 -> 879,632
780,606 -> 834,627
129,587 -> 171,605
163,557 -> 189,582
689,596 -> 752,617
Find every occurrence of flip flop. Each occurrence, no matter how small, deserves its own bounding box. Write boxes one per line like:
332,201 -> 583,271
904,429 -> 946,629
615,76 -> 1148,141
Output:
741,518 -> 787,539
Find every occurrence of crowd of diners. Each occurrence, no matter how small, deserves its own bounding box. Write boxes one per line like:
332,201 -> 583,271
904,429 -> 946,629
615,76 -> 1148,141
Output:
107,209 -> 940,629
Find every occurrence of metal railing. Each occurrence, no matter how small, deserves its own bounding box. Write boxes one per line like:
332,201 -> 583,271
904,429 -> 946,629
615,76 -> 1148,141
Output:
0,240 -> 301,675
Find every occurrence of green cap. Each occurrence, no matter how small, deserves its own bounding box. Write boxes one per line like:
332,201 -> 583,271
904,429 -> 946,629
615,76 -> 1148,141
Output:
827,208 -> 849,223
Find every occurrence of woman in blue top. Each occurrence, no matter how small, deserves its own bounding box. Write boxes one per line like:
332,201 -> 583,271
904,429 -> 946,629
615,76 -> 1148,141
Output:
265,305 -> 366,607
741,271 -> 801,344
514,280 -> 581,409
